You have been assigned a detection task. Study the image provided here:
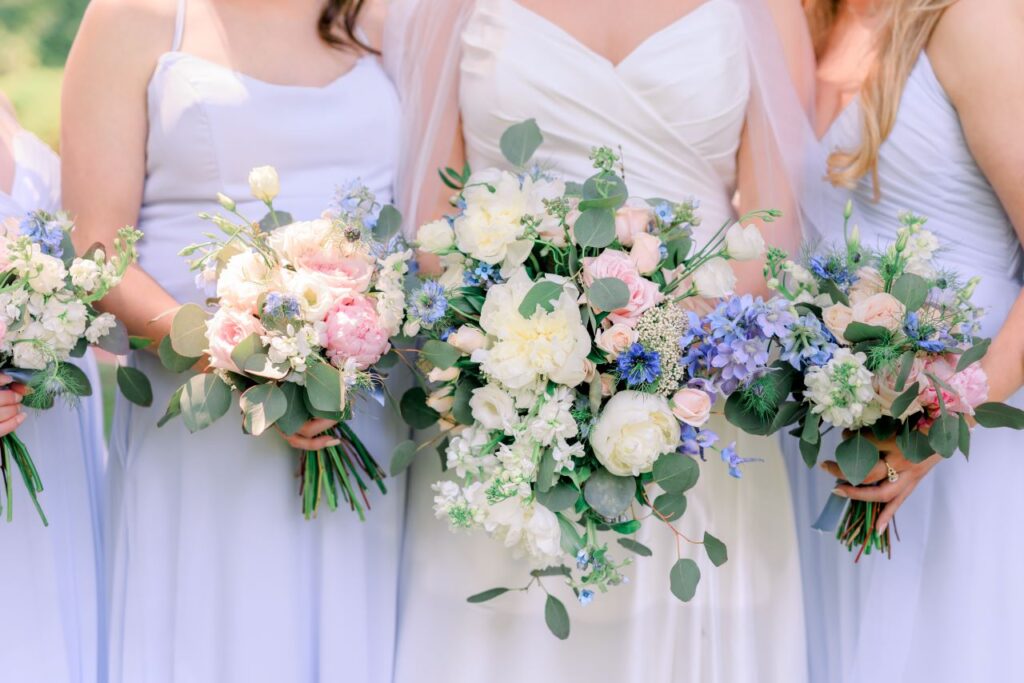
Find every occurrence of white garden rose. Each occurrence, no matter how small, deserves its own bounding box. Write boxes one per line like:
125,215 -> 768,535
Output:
692,257 -> 736,298
724,223 -> 766,261
590,391 -> 678,477
266,219 -> 332,265
248,165 -> 280,202
473,270 -> 591,389
417,219 -> 455,253
851,292 -> 905,333
217,249 -> 273,314
454,170 -> 532,269
848,266 -> 883,305
469,384 -> 518,433
822,303 -> 854,344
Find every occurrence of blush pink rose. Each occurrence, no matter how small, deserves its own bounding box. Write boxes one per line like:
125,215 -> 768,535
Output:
629,232 -> 662,275
582,250 -> 664,327
851,293 -> 905,333
206,308 -> 266,372
917,354 -> 990,426
671,388 -> 712,427
324,294 -> 391,370
614,205 -> 652,247
873,356 -> 925,419
296,250 -> 374,294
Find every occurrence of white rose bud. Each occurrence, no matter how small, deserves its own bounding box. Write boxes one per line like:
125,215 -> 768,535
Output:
447,325 -> 488,354
427,366 -> 461,383
724,223 -> 766,261
248,165 -> 280,202
426,388 -> 455,415
417,219 -> 456,254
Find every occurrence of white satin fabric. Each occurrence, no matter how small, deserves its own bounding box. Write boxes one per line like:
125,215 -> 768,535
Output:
0,125 -> 107,683
787,52 -> 1024,683
394,2 -> 807,680
105,3 -> 408,680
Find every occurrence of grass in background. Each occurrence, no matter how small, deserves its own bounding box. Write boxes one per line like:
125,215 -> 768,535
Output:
0,66 -> 63,149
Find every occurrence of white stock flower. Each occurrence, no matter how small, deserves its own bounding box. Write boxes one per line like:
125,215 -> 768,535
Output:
86,312 -> 118,344
18,247 -> 67,295
590,391 -> 678,477
724,223 -> 766,261
692,257 -> 736,298
528,388 -> 578,446
804,348 -> 882,429
473,270 -> 591,389
445,426 -> 497,479
69,258 -> 103,293
248,165 -> 280,202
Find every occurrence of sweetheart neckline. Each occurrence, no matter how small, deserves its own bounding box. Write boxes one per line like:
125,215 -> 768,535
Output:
504,0 -> 724,71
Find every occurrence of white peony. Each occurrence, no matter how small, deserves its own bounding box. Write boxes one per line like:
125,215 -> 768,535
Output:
590,391 -> 678,477
217,250 -> 273,314
417,219 -> 455,253
724,223 -> 766,261
454,170 -> 533,270
69,258 -> 103,293
692,257 -> 736,298
469,384 -> 519,434
248,165 -> 280,202
473,270 -> 591,389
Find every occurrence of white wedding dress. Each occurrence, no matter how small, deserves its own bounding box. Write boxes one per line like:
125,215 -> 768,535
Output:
394,1 -> 806,680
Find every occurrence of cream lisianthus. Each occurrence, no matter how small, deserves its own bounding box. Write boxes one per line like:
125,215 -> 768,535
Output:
724,223 -> 766,261
281,269 -> 336,323
469,384 -> 519,434
473,270 -> 591,390
590,391 -> 678,477
248,165 -> 280,202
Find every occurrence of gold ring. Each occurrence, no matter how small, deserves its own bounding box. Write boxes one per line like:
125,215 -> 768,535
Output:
886,463 -> 899,483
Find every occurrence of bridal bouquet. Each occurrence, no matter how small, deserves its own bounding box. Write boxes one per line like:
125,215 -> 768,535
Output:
396,120 -> 781,638
726,205 -> 1024,557
0,211 -> 147,523
160,167 -> 413,519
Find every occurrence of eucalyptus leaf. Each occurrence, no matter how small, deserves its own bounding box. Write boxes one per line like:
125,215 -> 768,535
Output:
801,411 -> 821,445
573,208 -> 616,248
955,338 -> 991,373
724,391 -> 773,436
583,469 -> 635,519
889,381 -> 921,420
275,382 -> 310,436
770,401 -> 804,432
239,383 -> 288,436
617,537 -> 653,557
518,281 -> 564,318
652,492 -> 687,522
894,350 -> 917,392
170,303 -> 210,358
180,373 -> 232,433
536,483 -> 579,512
229,333 -> 265,374
611,519 -> 641,535
544,595 -> 570,640
669,558 -> 701,602
389,440 -> 418,476
843,322 -> 889,343
929,414 -> 960,458
799,436 -> 821,468
891,273 -> 930,311
499,119 -> 543,167
536,450 -> 556,493
129,336 -> 153,351
897,423 -> 934,464
531,565 -> 572,578
581,171 -> 628,204
588,277 -> 630,312
703,532 -> 728,567
117,366 -> 153,407
452,379 -> 479,426
159,335 -> 201,374
835,433 -> 879,486
557,512 -> 583,556
258,211 -> 293,232
652,453 -> 700,494
400,387 -> 441,429
374,204 -> 403,240
958,414 -> 971,458
305,362 -> 344,414
96,319 -> 130,355
157,385 -> 184,428
973,402 -> 1024,429
422,339 -> 462,370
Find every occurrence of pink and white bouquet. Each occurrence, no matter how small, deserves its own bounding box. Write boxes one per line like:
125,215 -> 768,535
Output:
0,211 -> 146,522
161,167 -> 413,519
396,120 -> 781,638
727,206 -> 1024,557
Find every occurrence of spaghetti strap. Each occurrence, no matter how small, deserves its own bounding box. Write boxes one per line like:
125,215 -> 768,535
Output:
170,0 -> 187,51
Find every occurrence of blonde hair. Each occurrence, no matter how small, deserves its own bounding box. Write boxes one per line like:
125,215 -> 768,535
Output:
806,0 -> 955,198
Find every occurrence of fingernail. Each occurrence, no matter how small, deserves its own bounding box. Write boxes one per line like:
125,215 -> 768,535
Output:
831,488 -> 848,498
327,439 -> 342,447
13,393 -> 21,403
876,521 -> 887,534
16,413 -> 26,424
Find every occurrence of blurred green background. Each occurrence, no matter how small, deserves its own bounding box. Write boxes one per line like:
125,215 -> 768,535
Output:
0,0 -> 89,148
2,1 -> 116,434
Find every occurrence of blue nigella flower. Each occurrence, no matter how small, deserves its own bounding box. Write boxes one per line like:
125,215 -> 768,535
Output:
720,442 -> 763,479
578,589 -> 595,606
20,211 -> 65,258
617,343 -> 661,387
808,255 -> 858,290
410,280 -> 448,325
904,311 -> 948,353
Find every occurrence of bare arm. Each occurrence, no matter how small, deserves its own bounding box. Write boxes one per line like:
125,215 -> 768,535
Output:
61,0 -> 180,346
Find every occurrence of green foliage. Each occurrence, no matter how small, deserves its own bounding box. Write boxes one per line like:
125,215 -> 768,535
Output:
399,387 -> 440,429
500,119 -> 543,167
116,366 -> 152,407
544,595 -> 570,640
239,383 -> 287,436
421,339 -> 462,369
582,469 -> 634,519
467,587 -> 509,603
573,208 -> 617,248
669,558 -> 701,602
617,537 -> 653,557
835,433 -> 879,486
652,453 -> 700,494
703,532 -> 728,567
587,277 -> 630,312
389,440 -> 417,476
518,281 -> 563,317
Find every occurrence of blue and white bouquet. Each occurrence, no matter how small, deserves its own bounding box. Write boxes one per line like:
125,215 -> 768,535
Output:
395,120 -> 782,638
0,211 -> 147,522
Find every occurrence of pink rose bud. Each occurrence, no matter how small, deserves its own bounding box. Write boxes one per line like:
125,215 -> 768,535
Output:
629,232 -> 663,275
614,205 -> 653,247
671,388 -> 712,427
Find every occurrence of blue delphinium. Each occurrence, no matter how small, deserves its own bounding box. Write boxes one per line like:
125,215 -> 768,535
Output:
680,424 -> 718,458
617,343 -> 661,387
778,314 -> 837,370
409,280 -> 448,326
20,211 -> 65,258
263,292 -> 302,320
720,442 -> 763,479
690,295 -> 781,395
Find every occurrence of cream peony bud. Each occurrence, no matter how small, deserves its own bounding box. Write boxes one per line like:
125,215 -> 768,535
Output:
248,165 -> 280,202
724,223 -> 766,261
447,325 -> 488,354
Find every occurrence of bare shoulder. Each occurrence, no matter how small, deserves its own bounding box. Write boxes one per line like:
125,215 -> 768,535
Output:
70,0 -> 178,75
929,0 -> 1024,101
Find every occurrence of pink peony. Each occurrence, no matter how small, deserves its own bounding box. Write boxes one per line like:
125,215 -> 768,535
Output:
323,294 -> 391,370
582,249 -> 664,327
917,354 -> 990,426
206,307 -> 266,373
296,250 -> 374,294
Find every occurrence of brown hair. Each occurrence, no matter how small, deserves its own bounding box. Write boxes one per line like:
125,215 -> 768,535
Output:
806,0 -> 954,198
319,0 -> 378,54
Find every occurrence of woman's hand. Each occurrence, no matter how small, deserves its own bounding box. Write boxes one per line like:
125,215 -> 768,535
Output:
0,374 -> 28,437
822,431 -> 942,533
277,418 -> 342,451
